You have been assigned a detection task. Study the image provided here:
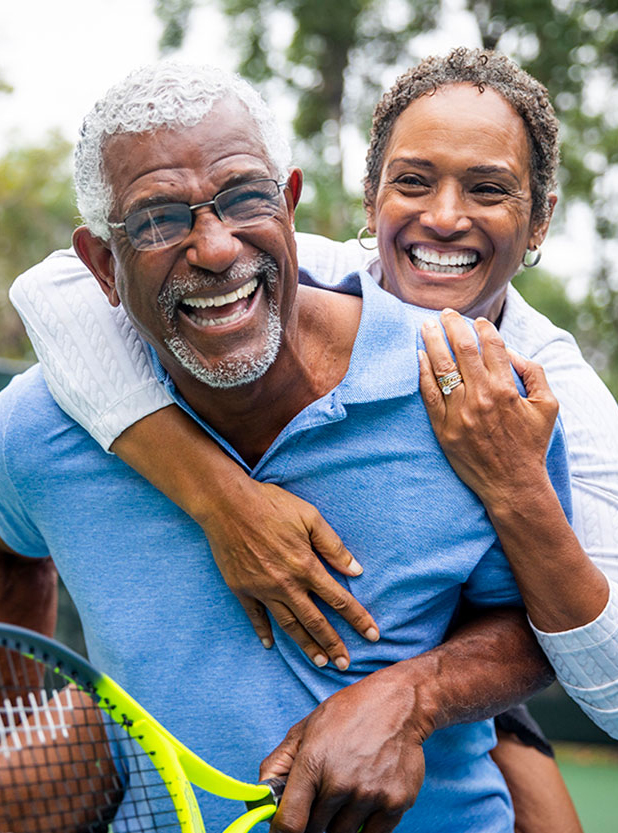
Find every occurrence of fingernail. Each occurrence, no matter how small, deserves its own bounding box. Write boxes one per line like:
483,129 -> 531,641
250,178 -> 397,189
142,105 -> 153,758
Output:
423,319 -> 438,329
348,557 -> 363,576
314,654 -> 328,667
443,307 -> 456,314
261,638 -> 273,650
335,656 -> 349,671
364,626 -> 380,642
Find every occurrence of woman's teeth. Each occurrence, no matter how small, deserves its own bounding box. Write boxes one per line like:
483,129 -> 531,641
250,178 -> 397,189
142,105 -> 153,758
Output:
183,276 -> 258,309
410,246 -> 479,274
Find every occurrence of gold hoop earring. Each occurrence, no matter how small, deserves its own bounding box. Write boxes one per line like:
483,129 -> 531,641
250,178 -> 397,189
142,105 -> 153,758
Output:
522,248 -> 542,268
357,225 -> 378,251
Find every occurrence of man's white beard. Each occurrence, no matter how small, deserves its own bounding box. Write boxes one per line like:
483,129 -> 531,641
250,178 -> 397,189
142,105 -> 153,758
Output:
162,253 -> 282,389
165,297 -> 282,388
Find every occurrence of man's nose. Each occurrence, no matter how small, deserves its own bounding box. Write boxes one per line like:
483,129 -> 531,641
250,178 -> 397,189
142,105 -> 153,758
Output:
184,209 -> 243,273
419,184 -> 472,237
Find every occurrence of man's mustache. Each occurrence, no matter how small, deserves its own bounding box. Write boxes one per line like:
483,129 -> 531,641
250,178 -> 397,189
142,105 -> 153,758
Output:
158,254 -> 278,314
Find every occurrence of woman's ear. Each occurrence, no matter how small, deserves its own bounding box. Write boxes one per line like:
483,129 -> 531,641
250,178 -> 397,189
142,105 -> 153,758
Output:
529,193 -> 558,250
72,226 -> 120,307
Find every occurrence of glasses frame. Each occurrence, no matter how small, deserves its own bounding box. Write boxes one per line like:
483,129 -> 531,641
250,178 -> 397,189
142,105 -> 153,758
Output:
108,178 -> 288,251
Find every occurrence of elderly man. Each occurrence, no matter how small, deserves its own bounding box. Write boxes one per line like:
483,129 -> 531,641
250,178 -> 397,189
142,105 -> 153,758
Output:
0,63 -> 572,833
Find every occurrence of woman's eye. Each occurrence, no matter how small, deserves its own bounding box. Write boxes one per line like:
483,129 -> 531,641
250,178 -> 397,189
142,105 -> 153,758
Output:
473,183 -> 507,196
394,174 -> 426,188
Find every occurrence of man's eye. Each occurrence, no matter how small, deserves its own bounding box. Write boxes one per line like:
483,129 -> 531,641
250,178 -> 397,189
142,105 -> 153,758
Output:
127,206 -> 187,245
223,187 -> 279,220
226,189 -> 265,208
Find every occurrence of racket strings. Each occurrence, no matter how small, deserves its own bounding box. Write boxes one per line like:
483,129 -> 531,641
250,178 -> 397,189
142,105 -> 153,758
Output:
0,642 -> 184,832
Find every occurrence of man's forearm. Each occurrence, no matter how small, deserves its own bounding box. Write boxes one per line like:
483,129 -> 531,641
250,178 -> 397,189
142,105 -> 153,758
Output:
261,606 -> 550,833
414,606 -> 553,733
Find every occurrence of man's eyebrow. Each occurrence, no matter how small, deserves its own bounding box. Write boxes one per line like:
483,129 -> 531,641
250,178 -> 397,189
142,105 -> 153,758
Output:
124,194 -> 179,215
219,169 -> 274,189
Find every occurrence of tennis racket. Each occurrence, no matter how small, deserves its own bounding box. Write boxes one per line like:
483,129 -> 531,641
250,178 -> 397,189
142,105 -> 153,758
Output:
0,623 -> 284,833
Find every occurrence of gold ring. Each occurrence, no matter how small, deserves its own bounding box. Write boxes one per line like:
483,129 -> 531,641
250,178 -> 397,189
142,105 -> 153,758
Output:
436,370 -> 463,396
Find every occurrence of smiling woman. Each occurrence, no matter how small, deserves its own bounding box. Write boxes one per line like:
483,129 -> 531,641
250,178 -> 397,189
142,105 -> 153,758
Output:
368,84 -> 553,321
8,49 -> 618,832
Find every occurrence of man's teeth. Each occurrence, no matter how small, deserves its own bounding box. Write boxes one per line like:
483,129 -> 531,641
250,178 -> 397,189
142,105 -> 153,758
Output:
192,309 -> 248,327
410,246 -> 479,274
183,277 -> 258,309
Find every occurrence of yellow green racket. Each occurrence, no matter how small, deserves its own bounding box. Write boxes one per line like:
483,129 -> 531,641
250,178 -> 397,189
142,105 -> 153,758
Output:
0,623 -> 283,833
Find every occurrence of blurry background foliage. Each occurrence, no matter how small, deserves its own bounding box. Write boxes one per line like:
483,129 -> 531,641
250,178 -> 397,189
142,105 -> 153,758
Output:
1,0 -> 618,395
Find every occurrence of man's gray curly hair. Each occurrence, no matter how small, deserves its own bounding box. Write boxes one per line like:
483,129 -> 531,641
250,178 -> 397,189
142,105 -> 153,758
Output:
364,47 -> 560,226
75,62 -> 292,240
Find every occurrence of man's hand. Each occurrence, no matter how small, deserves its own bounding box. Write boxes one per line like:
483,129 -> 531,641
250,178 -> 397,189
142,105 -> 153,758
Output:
260,662 -> 431,833
259,607 -> 555,833
203,479 -> 380,670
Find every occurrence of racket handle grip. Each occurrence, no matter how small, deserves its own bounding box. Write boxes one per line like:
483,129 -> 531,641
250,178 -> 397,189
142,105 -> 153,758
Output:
245,777 -> 287,811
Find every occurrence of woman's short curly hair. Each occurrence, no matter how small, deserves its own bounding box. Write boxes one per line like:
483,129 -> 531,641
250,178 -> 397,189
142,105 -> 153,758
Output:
364,47 -> 560,225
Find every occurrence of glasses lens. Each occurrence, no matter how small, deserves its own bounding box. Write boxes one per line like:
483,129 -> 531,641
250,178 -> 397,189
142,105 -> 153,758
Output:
124,204 -> 192,251
217,180 -> 281,227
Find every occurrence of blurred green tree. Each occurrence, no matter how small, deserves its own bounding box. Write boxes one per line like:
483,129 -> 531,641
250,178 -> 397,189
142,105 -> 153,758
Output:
0,132 -> 76,359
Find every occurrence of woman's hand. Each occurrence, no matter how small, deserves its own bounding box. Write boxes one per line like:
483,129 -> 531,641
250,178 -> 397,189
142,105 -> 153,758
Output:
418,308 -> 609,633
199,478 -> 380,670
418,308 -> 559,510
112,407 -> 379,671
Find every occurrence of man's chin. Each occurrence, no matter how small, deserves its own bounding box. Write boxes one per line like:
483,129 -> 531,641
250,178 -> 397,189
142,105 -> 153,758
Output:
164,326 -> 282,390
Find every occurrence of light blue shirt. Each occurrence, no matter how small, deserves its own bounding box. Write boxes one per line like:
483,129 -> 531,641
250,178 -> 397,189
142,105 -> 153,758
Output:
0,272 -> 572,832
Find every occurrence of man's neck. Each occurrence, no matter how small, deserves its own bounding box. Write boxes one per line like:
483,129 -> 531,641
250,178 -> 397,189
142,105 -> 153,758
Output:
165,285 -> 362,467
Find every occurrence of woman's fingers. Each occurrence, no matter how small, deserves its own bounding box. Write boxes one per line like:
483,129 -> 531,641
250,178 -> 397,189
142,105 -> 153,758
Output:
420,318 -> 461,380
473,317 -> 519,389
506,347 -> 557,407
418,349 -> 447,428
268,599 -> 350,669
238,597 -> 275,649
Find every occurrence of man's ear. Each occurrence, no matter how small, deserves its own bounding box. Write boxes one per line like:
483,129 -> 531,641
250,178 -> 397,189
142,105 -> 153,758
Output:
529,193 -> 558,250
284,168 -> 303,222
72,226 -> 120,307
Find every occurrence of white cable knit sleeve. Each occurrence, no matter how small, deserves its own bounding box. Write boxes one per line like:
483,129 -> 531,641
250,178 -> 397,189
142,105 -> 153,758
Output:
9,248 -> 173,451
530,579 -> 618,739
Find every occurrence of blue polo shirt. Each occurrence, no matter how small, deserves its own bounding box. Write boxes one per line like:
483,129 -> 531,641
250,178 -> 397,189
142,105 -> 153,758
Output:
0,271 -> 572,832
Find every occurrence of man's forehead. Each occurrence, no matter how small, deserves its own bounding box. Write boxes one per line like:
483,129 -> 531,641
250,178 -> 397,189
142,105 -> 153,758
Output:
102,99 -> 274,201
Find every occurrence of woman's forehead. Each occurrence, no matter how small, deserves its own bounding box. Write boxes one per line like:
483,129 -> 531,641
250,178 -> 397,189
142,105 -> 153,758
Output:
385,83 -> 530,175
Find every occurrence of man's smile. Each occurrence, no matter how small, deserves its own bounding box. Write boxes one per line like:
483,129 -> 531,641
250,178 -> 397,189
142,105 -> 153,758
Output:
179,276 -> 260,328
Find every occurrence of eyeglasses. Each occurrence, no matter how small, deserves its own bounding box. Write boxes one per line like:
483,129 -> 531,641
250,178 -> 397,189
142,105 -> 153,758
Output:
108,178 -> 288,252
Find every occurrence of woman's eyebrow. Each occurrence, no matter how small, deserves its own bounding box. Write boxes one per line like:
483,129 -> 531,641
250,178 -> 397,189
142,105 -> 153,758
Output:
467,165 -> 522,186
386,156 -> 435,171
